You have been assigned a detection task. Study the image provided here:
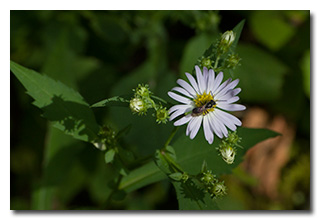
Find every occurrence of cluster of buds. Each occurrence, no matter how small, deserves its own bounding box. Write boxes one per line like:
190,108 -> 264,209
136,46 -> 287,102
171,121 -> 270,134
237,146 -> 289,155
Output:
197,56 -> 214,70
217,131 -> 242,164
92,125 -> 117,151
200,170 -> 227,198
129,84 -> 169,124
223,53 -> 241,70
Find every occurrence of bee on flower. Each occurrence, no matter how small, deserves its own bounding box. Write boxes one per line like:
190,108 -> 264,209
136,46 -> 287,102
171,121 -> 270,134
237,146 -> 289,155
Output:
167,65 -> 245,144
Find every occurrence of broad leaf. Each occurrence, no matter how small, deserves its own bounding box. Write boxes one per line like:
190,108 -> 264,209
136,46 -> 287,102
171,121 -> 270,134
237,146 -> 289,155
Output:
10,61 -> 100,142
118,127 -> 279,193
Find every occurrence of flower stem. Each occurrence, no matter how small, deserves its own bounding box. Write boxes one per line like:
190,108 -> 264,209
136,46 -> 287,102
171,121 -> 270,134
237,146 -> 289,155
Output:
214,55 -> 220,69
164,126 -> 179,148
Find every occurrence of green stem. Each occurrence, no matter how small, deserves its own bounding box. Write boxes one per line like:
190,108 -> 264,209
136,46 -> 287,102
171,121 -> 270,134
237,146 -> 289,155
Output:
163,126 -> 179,149
214,55 -> 220,69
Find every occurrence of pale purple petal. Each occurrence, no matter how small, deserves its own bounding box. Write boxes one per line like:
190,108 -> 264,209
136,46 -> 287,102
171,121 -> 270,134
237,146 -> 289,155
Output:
171,87 -> 193,98
177,79 -> 197,97
174,114 -> 192,126
185,72 -> 200,94
214,109 -> 237,131
211,72 -> 223,94
212,111 -> 229,137
169,109 -> 186,121
227,96 -> 239,104
207,113 -> 223,139
213,78 -> 232,96
202,67 -> 209,89
216,109 -> 242,126
195,65 -> 206,94
203,115 -> 214,144
168,104 -> 192,114
219,88 -> 241,101
218,103 -> 246,111
168,91 -> 191,104
189,116 -> 203,139
207,69 -> 215,93
215,79 -> 239,100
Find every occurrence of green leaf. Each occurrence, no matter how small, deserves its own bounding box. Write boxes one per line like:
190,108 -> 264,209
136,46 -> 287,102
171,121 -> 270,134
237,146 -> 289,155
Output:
91,95 -> 130,108
118,127 -> 279,193
105,149 -> 116,164
118,161 -> 166,193
180,33 -> 217,74
169,172 -> 183,181
236,44 -> 288,102
249,11 -> 295,51
10,61 -> 100,142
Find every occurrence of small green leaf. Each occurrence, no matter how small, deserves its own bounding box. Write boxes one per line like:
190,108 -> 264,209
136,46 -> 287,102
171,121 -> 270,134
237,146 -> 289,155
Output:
105,149 -> 116,164
169,172 -> 183,181
91,95 -> 130,108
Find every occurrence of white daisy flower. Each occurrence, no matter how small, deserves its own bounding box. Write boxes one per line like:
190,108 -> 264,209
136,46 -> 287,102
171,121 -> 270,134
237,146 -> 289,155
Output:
167,65 -> 246,144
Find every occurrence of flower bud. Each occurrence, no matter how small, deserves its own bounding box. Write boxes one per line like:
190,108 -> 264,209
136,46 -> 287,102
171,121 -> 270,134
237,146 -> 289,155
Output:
130,97 -> 147,115
219,145 -> 236,164
218,30 -> 236,54
225,53 -> 241,69
209,181 -> 227,198
155,106 -> 169,124
200,170 -> 216,186
134,84 -> 151,98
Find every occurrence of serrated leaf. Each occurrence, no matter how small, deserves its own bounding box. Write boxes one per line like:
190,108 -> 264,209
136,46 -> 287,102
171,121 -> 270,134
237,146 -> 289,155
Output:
10,61 -> 100,142
172,179 -> 220,210
90,95 -> 130,108
105,149 -> 116,164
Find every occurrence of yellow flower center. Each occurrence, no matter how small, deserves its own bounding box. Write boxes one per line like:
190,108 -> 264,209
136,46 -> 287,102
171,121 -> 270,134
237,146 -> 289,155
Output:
193,92 -> 216,115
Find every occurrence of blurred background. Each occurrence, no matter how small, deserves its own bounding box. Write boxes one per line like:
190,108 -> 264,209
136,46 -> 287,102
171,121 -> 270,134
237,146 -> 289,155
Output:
10,10 -> 310,210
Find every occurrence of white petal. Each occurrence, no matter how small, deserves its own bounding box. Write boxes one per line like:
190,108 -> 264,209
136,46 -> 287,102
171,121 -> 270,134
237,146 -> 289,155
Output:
174,114 -> 192,126
195,65 -> 206,94
169,109 -> 186,121
177,79 -> 197,97
214,109 -> 237,130
218,103 -> 246,111
207,69 -> 215,94
208,113 -> 223,139
213,78 -> 232,96
202,67 -> 209,89
185,72 -> 200,94
210,72 -> 223,94
219,88 -> 241,101
227,96 -> 239,104
215,79 -> 239,100
168,104 -> 192,114
186,117 -> 195,136
212,111 -> 229,137
168,91 -> 191,104
216,109 -> 242,126
203,115 -> 214,144
189,116 -> 203,139
171,87 -> 193,98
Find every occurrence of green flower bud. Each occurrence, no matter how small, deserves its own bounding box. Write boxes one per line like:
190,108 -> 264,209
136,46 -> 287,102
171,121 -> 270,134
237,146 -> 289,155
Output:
225,54 -> 241,69
130,97 -> 147,115
134,84 -> 151,98
200,170 -> 217,186
209,181 -> 227,198
155,106 -> 169,124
